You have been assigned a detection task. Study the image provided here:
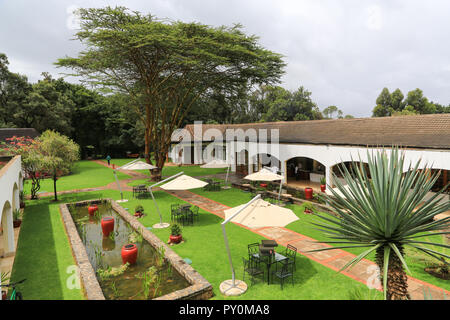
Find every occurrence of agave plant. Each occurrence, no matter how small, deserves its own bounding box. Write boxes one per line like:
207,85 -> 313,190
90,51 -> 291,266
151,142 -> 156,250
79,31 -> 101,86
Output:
310,148 -> 450,300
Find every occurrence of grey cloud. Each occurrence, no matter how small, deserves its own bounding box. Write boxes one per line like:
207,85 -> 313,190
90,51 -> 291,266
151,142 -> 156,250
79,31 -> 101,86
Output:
1,0 -> 450,117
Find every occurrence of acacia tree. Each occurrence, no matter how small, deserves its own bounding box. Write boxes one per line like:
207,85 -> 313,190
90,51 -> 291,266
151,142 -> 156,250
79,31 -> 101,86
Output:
38,130 -> 80,201
56,6 -> 285,179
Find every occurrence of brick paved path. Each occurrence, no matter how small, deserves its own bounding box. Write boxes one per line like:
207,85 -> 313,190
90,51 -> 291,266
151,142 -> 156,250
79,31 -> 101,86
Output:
166,189 -> 450,300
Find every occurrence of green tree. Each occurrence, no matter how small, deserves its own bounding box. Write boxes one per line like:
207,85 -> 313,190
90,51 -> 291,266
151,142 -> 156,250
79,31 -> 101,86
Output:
311,148 -> 450,300
13,74 -> 74,135
372,87 -> 392,117
390,88 -> 404,112
261,86 -> 322,122
56,6 -> 285,179
0,136 -> 44,199
391,105 -> 418,116
405,88 -> 436,114
0,53 -> 32,127
38,130 -> 80,201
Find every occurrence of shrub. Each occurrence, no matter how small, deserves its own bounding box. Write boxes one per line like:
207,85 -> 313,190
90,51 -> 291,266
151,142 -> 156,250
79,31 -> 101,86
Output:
12,208 -> 22,221
171,223 -> 182,236
135,204 -> 144,213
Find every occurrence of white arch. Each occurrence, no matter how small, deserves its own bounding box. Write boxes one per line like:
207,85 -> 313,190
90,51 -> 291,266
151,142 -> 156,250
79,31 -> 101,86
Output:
18,171 -> 23,191
12,183 -> 19,212
1,201 -> 15,256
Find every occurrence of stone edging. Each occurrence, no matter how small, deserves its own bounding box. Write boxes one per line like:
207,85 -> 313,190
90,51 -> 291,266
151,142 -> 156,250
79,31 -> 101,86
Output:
60,198 -> 213,300
109,199 -> 213,300
59,201 -> 105,300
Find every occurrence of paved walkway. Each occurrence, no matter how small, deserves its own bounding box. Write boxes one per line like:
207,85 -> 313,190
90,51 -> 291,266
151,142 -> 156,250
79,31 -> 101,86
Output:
166,189 -> 450,300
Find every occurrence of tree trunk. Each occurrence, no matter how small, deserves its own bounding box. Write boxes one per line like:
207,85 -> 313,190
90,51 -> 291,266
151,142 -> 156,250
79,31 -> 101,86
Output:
30,173 -> 41,200
53,172 -> 58,202
376,245 -> 410,300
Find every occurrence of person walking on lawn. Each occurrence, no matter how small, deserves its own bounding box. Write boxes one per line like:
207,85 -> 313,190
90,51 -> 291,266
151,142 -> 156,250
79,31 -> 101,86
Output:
106,155 -> 111,166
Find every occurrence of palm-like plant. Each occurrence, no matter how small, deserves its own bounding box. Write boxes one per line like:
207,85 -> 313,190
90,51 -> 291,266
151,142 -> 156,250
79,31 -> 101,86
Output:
311,148 -> 450,300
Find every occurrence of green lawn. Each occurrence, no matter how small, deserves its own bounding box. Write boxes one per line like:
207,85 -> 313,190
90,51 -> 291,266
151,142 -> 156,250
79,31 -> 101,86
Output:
11,186 -> 380,300
104,158 -> 227,178
191,187 -> 450,291
93,189 -> 381,299
11,160 -> 445,300
24,160 -> 130,195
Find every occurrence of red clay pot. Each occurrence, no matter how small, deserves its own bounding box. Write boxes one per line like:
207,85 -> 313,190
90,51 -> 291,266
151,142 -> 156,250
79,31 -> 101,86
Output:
260,183 -> 268,188
101,216 -> 114,237
169,235 -> 182,244
305,187 -> 313,199
121,244 -> 138,265
2,290 -> 6,300
320,184 -> 326,192
88,205 -> 98,216
13,220 -> 21,228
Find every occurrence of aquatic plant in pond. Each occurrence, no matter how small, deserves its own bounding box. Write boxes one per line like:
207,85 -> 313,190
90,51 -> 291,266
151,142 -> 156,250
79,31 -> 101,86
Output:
68,201 -> 190,300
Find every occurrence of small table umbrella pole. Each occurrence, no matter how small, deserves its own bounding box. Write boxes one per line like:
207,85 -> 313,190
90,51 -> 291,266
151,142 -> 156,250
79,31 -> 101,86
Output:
220,194 -> 261,294
278,179 -> 283,205
149,171 -> 184,229
113,170 -> 127,203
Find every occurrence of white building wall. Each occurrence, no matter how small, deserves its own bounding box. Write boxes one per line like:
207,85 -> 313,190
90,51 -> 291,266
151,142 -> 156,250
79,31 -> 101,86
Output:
0,155 -> 22,296
227,142 -> 450,184
0,155 -> 22,254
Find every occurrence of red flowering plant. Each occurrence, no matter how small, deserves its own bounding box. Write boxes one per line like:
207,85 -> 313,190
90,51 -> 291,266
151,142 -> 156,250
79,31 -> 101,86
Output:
0,136 -> 45,199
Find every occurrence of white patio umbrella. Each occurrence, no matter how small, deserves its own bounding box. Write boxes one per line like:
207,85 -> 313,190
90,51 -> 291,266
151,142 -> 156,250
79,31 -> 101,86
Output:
224,198 -> 299,229
149,173 -> 208,229
244,168 -> 285,204
200,159 -> 231,189
220,195 -> 298,296
112,158 -> 158,203
119,160 -> 157,171
159,175 -> 208,191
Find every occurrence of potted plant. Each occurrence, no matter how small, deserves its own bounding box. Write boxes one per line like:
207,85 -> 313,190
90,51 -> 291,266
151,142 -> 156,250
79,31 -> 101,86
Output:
169,223 -> 182,244
1,271 -> 10,300
303,202 -> 315,214
134,204 -> 144,218
13,208 -> 22,228
320,177 -> 326,192
19,190 -> 26,208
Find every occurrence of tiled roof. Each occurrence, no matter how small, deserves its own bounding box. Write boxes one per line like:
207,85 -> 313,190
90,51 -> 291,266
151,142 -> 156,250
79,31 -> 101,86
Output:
0,128 -> 40,142
181,114 -> 450,149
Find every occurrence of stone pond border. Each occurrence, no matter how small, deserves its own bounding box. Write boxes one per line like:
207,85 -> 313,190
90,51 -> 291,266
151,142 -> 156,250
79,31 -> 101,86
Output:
59,198 -> 213,300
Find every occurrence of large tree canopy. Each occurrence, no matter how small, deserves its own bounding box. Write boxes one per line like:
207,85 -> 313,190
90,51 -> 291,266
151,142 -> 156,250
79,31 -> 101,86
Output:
56,6 -> 285,178
372,87 -> 449,117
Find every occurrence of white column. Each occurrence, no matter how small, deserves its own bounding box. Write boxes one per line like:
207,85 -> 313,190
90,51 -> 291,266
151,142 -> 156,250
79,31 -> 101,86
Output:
194,144 -> 203,164
326,165 -> 333,189
1,206 -> 15,255
282,160 -> 287,184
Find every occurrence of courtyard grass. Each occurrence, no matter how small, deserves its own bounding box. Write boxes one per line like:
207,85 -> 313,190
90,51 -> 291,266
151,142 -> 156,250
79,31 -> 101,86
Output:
24,160 -> 130,195
11,160 -> 444,299
99,190 -> 381,299
191,187 -> 450,291
104,158 -> 227,178
11,186 -> 380,300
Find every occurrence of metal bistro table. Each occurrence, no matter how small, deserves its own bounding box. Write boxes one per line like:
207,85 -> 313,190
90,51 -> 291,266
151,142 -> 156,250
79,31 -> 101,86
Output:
252,250 -> 288,284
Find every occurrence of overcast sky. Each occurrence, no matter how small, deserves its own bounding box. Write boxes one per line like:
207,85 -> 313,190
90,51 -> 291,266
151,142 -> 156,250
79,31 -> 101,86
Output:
1,0 -> 450,117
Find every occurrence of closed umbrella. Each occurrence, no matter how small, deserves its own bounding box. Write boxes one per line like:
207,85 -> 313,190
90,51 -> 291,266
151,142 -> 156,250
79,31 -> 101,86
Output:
244,168 -> 284,203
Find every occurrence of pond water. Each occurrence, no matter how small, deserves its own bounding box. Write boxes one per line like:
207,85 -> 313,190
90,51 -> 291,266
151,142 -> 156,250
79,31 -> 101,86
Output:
69,202 -> 190,300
